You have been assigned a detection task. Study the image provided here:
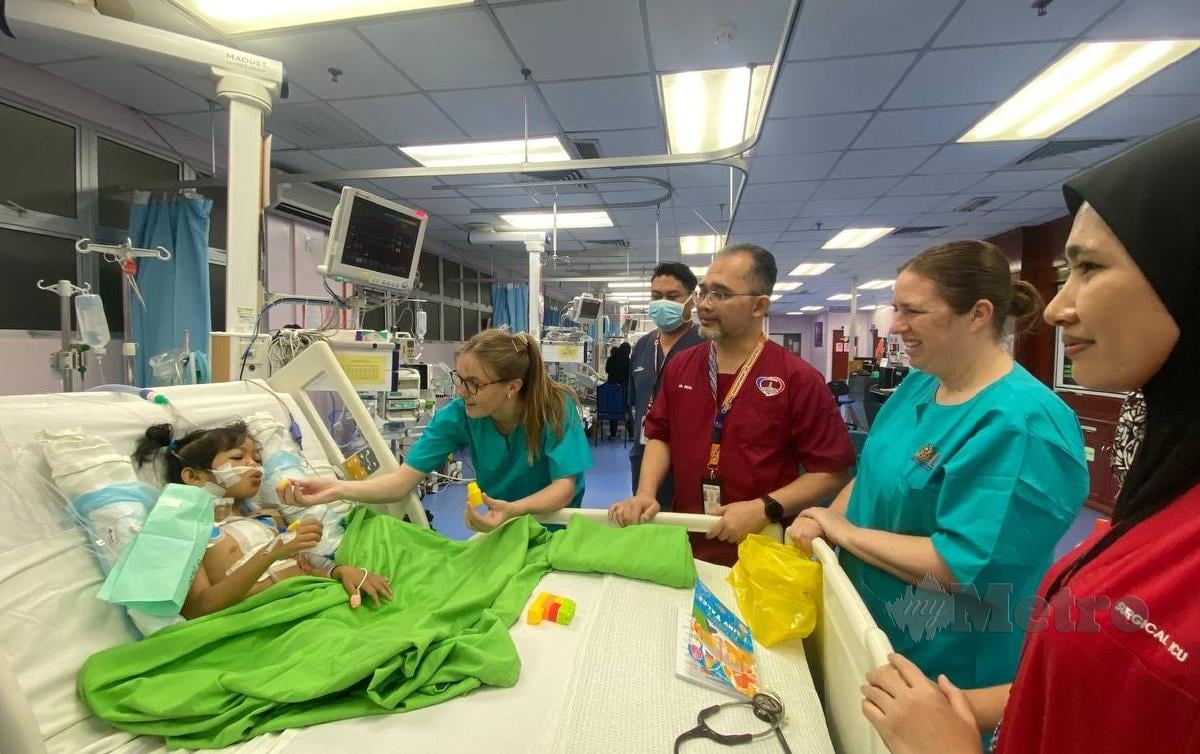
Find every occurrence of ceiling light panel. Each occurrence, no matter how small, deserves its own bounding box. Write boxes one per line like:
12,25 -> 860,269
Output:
180,0 -> 472,34
822,228 -> 895,249
500,211 -> 613,230
828,293 -> 853,301
789,263 -> 835,276
661,65 -> 771,154
959,40 -> 1200,142
679,234 -> 724,255
400,136 -> 570,168
857,279 -> 895,290
774,282 -> 803,291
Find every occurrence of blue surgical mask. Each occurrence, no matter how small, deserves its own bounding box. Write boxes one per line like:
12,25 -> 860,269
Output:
649,299 -> 685,331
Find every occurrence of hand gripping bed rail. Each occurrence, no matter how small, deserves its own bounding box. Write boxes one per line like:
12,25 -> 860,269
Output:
266,341 -> 428,528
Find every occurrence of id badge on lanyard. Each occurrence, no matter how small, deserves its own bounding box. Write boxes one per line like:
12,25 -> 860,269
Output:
701,337 -> 766,511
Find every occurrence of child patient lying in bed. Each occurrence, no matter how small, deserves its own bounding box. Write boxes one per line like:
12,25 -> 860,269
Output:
134,421 -> 392,618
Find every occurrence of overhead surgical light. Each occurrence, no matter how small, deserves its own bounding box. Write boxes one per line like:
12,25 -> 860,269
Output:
499,211 -> 613,230
400,136 -> 571,169
182,0 -> 472,34
661,65 -> 771,154
959,40 -> 1200,142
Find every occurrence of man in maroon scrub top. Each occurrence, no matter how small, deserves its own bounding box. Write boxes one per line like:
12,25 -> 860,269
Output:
609,243 -> 854,565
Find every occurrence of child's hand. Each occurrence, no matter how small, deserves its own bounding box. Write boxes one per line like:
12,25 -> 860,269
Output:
275,519 -> 323,559
334,565 -> 393,608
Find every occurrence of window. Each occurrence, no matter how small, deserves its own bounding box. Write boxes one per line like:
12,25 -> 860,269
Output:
481,276 -> 493,307
444,304 -> 461,342
97,138 -> 179,230
463,309 -> 480,339
462,265 -> 479,303
0,228 -> 78,330
98,259 -> 126,336
209,262 -> 226,332
417,251 -> 440,295
0,102 -> 76,219
424,302 -> 441,341
443,261 -> 462,300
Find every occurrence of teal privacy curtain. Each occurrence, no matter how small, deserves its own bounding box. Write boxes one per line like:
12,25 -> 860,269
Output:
129,193 -> 213,387
491,283 -> 529,333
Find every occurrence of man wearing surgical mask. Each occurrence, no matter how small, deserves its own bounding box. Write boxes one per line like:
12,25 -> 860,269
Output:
626,262 -> 704,508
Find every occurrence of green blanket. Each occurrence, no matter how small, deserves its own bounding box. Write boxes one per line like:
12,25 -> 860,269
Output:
79,510 -> 696,749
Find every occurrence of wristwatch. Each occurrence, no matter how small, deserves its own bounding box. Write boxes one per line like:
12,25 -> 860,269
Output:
761,494 -> 785,524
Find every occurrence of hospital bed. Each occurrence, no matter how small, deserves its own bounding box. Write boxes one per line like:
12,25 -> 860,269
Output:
0,343 -> 889,754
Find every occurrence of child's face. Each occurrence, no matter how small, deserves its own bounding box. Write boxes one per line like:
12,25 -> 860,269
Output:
204,438 -> 263,500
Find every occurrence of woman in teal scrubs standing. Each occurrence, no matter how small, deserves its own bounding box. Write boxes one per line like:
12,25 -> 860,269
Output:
288,328 -> 593,532
790,240 -> 1089,690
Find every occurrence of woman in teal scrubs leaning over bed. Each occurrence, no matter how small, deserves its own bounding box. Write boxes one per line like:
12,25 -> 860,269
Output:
288,328 -> 593,531
789,240 -> 1089,691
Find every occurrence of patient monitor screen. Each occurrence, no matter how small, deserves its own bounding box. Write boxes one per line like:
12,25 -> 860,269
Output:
342,197 -> 422,279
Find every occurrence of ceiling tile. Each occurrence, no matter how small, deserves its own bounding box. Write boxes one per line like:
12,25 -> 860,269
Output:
749,152 -> 841,183
161,110 -> 228,145
888,172 -> 987,195
885,43 -> 1065,109
1087,0 -> 1200,39
787,0 -> 958,60
853,104 -> 992,149
811,177 -> 903,199
268,101 -> 380,149
241,29 -> 414,100
828,146 -> 937,179
996,190 -> 1068,212
931,192 -> 1026,212
359,9 -> 523,90
647,0 -> 791,70
1058,95 -> 1200,140
755,113 -> 873,155
867,195 -> 949,214
730,232 -> 783,246
795,197 -> 876,218
431,87 -> 558,140
540,76 -> 659,131
571,128 -> 667,157
979,207 -> 1063,225
735,201 -> 803,220
770,54 -> 917,117
611,208 -> 662,226
675,185 -> 734,206
599,188 -> 673,205
734,218 -> 793,233
670,164 -> 742,188
968,169 -> 1080,193
313,146 -> 414,170
42,59 -> 209,114
934,0 -> 1114,47
371,176 -> 463,200
917,142 -> 1040,174
739,181 -> 819,204
331,94 -> 464,144
272,150 -> 340,175
496,0 -> 650,80
417,196 -> 481,217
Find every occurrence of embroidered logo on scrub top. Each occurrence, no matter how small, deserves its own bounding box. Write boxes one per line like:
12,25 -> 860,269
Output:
913,444 -> 940,470
756,376 -> 785,397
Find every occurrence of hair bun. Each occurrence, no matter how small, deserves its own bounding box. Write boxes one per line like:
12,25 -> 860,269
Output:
146,423 -> 174,448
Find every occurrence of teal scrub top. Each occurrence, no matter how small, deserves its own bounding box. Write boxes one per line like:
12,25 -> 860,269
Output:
404,395 -> 592,509
843,365 -> 1089,689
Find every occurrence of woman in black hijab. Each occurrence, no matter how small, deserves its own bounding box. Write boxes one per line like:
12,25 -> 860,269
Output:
857,118 -> 1200,754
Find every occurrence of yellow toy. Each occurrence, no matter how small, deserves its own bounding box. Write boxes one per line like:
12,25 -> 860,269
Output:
526,592 -> 575,626
467,481 -> 483,507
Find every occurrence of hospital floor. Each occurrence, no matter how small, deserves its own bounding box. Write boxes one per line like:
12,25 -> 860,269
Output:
421,437 -> 1106,561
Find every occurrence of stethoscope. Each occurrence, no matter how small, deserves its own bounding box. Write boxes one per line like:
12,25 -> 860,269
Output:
674,691 -> 792,753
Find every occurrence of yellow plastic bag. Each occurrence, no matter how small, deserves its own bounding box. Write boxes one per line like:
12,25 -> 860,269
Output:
727,533 -> 821,646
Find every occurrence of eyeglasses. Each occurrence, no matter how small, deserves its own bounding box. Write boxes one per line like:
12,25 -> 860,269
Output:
450,371 -> 503,396
692,289 -> 767,305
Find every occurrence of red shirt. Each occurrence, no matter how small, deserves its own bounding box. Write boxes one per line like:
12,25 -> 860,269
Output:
997,481 -> 1200,753
643,339 -> 854,565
